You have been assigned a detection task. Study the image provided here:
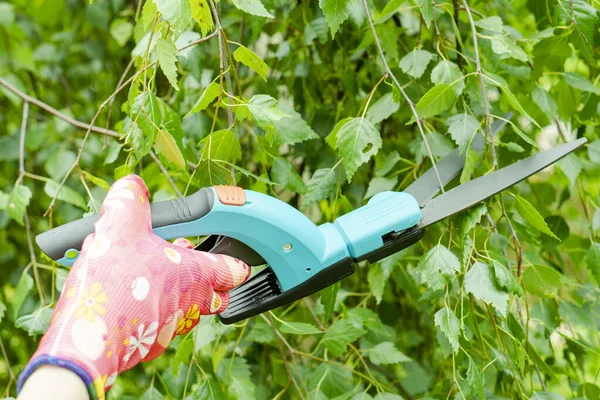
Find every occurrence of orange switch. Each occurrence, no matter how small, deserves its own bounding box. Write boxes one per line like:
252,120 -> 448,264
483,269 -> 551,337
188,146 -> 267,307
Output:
214,185 -> 246,206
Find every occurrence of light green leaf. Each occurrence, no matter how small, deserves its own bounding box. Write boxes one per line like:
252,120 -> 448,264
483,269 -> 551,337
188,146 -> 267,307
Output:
496,82 -> 540,128
44,150 -> 77,180
195,160 -> 234,188
509,122 -> 538,147
200,130 -> 242,163
156,38 -> 179,90
109,18 -> 133,47
218,357 -> 256,399
245,95 -> 289,140
532,87 -> 557,119
280,321 -> 322,335
271,157 -> 306,193
446,113 -> 480,153
557,153 -> 582,186
399,49 -> 434,79
155,129 -> 185,169
185,82 -> 220,118
434,306 -> 460,353
523,265 -> 561,298
503,142 -> 525,152
319,0 -> 351,38
466,358 -> 485,399
417,0 -> 432,28
0,3 -> 15,27
130,91 -> 161,158
273,106 -> 319,145
563,72 -> 600,95
231,0 -> 273,18
141,0 -> 157,30
366,93 -> 400,124
492,261 -> 524,297
415,244 -> 461,291
245,320 -> 275,344
321,319 -> 366,356
139,387 -> 165,400
302,167 -> 338,208
513,194 -> 559,239
335,117 -> 382,182
233,45 -> 269,82
460,148 -> 480,184
326,117 -> 352,149
15,307 -> 53,336
587,140 -> 600,163
308,363 -> 353,398
0,301 -> 6,324
490,35 -> 528,62
461,203 -> 487,238
190,0 -> 214,37
81,171 -> 110,191
362,341 -> 411,365
465,261 -> 509,316
415,84 -> 457,118
584,243 -> 600,284
43,180 -> 87,210
474,16 -> 503,32
12,272 -> 33,319
431,60 -> 464,95
364,176 -> 396,200
7,185 -> 32,226
530,392 -> 566,400
195,377 -> 226,400
154,0 -> 193,32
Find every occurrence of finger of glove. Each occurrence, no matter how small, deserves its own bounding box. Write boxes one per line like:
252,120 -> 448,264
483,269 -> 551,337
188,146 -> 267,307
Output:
192,252 -> 251,291
94,174 -> 151,237
173,238 -> 194,249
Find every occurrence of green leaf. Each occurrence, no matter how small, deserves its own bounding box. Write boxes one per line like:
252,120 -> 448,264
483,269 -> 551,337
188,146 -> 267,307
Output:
563,72 -> 600,95
321,319 -> 366,356
200,130 -> 242,163
245,320 -> 275,344
466,358 -> 485,399
503,142 -> 525,152
509,122 -> 538,147
431,60 -> 465,95
271,157 -> 306,193
513,194 -> 559,239
130,91 -> 161,158
523,265 -> 561,297
364,176 -> 396,200
7,185 -> 32,226
321,282 -> 339,323
155,129 -> 185,169
280,321 -> 322,335
231,0 -> 273,18
460,148 -> 480,184
273,107 -> 319,145
461,203 -> 487,238
44,150 -> 76,180
584,243 -> 600,284
366,93 -> 399,125
399,49 -> 434,79
141,0 -> 157,30
217,357 -> 256,399
319,0 -> 351,38
15,307 -> 53,336
474,16 -> 503,32
532,35 -> 570,71
308,363 -> 354,398
362,341 -> 410,365
335,117 -> 382,182
417,0 -> 432,28
185,82 -> 220,118
139,387 -> 165,400
465,261 -> 509,316
492,261 -> 524,297
302,168 -> 338,208
43,180 -> 88,210
532,87 -> 557,119
0,3 -> 15,27
244,95 -> 288,140
156,38 -> 179,90
233,45 -> 269,82
195,377 -> 226,400
81,171 -> 110,191
490,35 -> 528,62
154,0 -> 193,32
434,306 -> 460,353
109,18 -> 133,47
12,272 -> 33,319
446,113 -> 480,153
195,160 -> 234,188
557,153 -> 582,186
497,83 -> 540,128
0,301 -> 6,324
530,392 -> 565,400
587,140 -> 600,163
415,244 -> 461,291
190,0 -> 214,37
415,84 -> 457,118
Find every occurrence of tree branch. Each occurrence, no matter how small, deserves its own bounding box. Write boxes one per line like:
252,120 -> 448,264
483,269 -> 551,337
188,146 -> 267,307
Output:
360,0 -> 445,193
149,150 -> 183,197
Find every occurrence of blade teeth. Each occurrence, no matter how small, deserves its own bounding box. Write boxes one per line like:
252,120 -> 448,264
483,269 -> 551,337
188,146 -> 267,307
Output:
224,268 -> 282,314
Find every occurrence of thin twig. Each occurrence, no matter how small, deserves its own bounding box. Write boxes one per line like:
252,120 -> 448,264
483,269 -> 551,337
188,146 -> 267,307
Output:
452,0 -> 463,69
104,58 -> 135,147
178,30 -> 219,52
360,0 -> 445,193
0,78 -> 120,138
0,335 -> 14,382
149,150 -> 183,197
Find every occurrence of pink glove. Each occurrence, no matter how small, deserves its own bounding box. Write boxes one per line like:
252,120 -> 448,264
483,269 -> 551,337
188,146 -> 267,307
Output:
18,175 -> 251,400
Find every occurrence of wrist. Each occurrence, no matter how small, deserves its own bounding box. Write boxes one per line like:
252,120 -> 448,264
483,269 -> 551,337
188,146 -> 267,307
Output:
18,364 -> 90,400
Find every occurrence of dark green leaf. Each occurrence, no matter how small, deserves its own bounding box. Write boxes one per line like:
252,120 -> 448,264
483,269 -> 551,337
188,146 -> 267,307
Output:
280,321 -> 322,335
415,84 -> 457,118
271,157 -> 306,193
513,194 -> 559,239
321,319 -> 366,356
335,117 -> 382,182
523,265 -> 562,297
319,0 -> 351,38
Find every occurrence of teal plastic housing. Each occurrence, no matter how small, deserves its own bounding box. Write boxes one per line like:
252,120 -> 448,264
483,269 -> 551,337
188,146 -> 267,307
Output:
57,189 -> 422,292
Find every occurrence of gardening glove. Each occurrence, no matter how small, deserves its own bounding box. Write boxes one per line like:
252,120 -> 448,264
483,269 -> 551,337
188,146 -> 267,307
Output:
17,174 -> 251,400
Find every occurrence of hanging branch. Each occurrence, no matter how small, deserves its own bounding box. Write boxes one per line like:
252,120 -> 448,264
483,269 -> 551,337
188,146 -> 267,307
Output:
359,0 -> 445,193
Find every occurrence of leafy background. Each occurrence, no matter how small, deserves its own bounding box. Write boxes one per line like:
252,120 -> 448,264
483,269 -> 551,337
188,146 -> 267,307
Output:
1,0 -> 600,399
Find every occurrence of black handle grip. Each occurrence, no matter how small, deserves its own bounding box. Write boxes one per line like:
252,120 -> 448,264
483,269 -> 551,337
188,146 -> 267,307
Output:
37,188 -> 215,260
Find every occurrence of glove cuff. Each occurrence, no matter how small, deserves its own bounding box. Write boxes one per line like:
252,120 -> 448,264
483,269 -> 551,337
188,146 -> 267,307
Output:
18,354 -> 101,400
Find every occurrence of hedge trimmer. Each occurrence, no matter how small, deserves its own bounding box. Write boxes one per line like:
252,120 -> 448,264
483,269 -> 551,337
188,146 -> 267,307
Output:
36,119 -> 586,324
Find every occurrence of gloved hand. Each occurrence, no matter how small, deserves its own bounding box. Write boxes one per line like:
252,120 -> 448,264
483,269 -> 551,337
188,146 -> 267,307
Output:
18,175 -> 251,400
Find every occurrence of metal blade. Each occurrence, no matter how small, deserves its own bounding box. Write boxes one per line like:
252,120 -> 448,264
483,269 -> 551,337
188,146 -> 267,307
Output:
405,114 -> 512,207
419,138 -> 587,228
